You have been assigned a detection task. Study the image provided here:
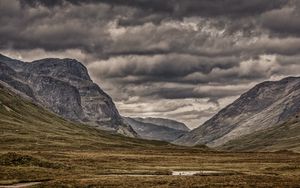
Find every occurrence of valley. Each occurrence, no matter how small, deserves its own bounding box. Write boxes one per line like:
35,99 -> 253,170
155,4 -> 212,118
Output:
1,82 -> 300,187
2,1 -> 300,187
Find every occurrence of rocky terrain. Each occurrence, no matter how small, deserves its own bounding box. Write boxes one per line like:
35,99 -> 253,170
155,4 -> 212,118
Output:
174,77 -> 300,148
0,54 -> 136,137
124,117 -> 189,141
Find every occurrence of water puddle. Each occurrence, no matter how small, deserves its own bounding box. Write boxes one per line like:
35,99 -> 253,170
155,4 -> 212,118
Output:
172,170 -> 226,176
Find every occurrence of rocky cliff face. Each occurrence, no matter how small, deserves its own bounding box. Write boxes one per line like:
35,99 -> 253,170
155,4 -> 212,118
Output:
174,77 -> 300,147
124,117 -> 189,141
0,54 -> 137,137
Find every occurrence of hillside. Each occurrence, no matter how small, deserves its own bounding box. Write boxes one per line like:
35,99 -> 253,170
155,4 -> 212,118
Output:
0,83 -> 175,151
219,114 -> 300,152
174,77 -> 300,148
0,54 -> 136,137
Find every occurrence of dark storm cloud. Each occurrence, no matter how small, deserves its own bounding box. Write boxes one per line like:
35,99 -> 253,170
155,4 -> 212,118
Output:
19,0 -> 291,30
2,0 -> 300,128
88,53 -> 280,86
21,0 -> 287,17
1,0 -> 298,57
261,6 -> 300,36
111,57 -> 237,78
0,0 -> 114,56
145,87 -> 245,100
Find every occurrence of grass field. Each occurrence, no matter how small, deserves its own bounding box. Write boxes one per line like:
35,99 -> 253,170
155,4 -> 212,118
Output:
1,84 -> 300,187
1,149 -> 300,187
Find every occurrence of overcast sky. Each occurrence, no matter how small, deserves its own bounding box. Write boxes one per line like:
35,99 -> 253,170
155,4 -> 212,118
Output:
1,0 -> 300,129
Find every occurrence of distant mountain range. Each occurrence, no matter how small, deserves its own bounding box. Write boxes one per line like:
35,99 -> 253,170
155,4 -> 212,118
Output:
124,117 -> 189,142
133,117 -> 190,132
174,77 -> 300,152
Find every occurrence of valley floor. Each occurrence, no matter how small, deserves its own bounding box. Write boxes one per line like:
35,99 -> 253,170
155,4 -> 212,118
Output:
0,148 -> 300,187
1,84 -> 300,187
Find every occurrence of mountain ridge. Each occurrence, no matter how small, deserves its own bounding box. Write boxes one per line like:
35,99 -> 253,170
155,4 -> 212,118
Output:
124,117 -> 189,142
132,117 -> 190,132
174,76 -> 300,149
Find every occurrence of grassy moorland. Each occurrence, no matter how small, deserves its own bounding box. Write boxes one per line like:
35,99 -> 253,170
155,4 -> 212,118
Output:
1,84 -> 300,187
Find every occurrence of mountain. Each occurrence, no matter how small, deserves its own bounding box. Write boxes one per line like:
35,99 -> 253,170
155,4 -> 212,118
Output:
0,83 -> 180,151
174,77 -> 300,148
0,54 -> 137,137
124,117 -> 189,142
132,117 -> 190,132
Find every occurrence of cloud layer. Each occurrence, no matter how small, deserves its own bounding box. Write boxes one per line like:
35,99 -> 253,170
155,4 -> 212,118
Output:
1,0 -> 300,128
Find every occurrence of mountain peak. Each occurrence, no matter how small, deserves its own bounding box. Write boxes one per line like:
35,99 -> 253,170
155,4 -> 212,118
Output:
28,58 -> 91,81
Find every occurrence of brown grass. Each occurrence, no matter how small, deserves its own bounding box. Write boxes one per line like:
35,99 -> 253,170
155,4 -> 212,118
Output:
0,150 -> 300,187
1,85 -> 300,187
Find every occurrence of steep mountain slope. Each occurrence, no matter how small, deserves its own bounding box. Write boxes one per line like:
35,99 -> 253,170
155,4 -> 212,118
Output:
174,77 -> 300,147
0,53 -> 26,71
124,117 -> 188,141
219,113 -> 300,152
133,117 -> 190,132
0,54 -> 136,137
0,83 -> 172,151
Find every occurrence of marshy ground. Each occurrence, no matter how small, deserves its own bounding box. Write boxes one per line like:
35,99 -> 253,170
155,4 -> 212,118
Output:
0,148 -> 300,187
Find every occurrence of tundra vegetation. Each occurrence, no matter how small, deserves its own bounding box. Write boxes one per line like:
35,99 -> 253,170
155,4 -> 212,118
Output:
1,85 -> 300,187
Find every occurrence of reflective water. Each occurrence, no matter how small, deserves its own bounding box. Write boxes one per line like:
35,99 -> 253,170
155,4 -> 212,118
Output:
172,170 -> 223,176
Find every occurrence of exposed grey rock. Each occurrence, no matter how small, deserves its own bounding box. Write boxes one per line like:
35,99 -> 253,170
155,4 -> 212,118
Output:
124,117 -> 188,141
28,75 -> 84,120
0,54 -> 26,71
0,54 -> 137,137
0,61 -> 35,100
174,77 -> 300,147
